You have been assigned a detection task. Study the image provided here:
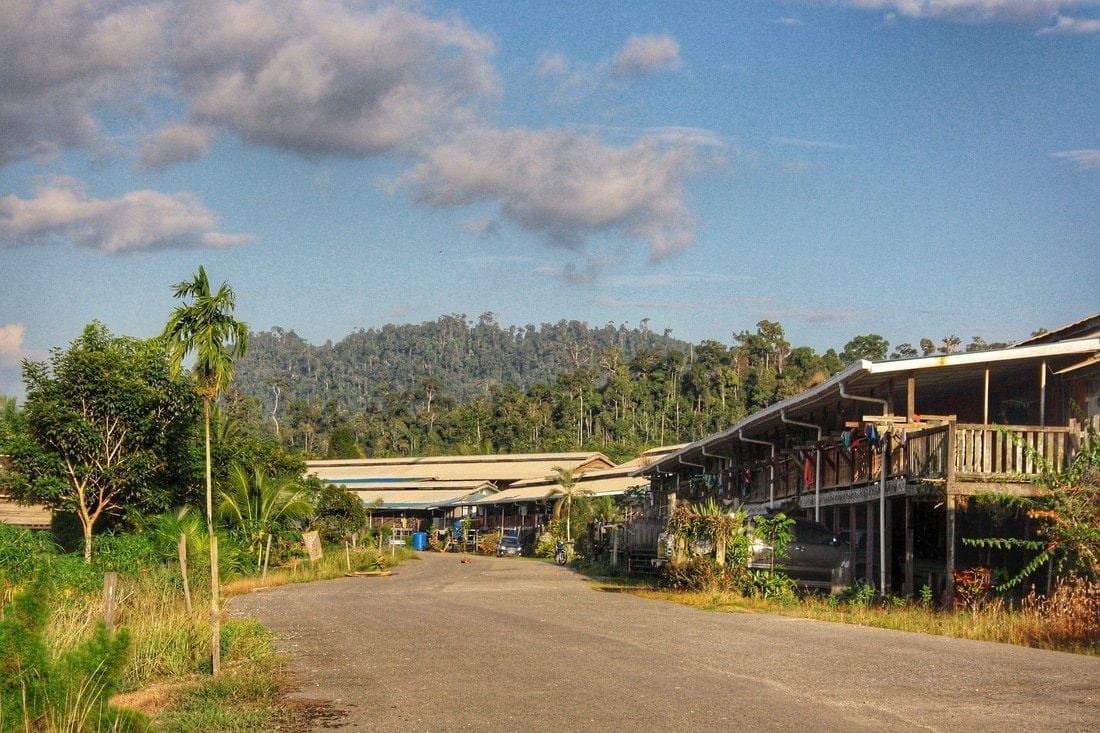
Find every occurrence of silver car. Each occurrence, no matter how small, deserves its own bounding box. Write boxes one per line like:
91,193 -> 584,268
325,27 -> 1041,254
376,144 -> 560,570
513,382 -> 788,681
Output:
496,536 -> 522,557
748,516 -> 851,593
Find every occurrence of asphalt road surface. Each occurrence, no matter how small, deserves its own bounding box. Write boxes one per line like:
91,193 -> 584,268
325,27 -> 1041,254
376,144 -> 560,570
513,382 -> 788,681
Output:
228,552 -> 1098,732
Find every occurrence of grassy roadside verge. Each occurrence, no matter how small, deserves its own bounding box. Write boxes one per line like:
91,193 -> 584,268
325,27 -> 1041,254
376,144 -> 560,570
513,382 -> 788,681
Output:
28,546 -> 415,731
585,572 -> 1100,655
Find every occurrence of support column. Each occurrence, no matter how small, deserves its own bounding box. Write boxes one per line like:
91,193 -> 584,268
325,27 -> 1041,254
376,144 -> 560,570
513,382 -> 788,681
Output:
945,493 -> 956,609
865,502 -> 875,590
904,495 -> 914,598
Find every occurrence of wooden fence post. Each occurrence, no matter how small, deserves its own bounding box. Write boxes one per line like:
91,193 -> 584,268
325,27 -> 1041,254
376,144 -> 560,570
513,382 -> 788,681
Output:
178,534 -> 192,613
103,572 -> 118,634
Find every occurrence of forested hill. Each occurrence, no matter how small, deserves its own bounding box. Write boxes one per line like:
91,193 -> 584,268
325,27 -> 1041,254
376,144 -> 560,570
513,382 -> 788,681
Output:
233,314 -> 693,412
230,315 -> 999,460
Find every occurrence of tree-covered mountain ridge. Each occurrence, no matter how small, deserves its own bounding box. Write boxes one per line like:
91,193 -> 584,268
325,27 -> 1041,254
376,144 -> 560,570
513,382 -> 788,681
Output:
229,314 -> 1005,461
233,314 -> 694,410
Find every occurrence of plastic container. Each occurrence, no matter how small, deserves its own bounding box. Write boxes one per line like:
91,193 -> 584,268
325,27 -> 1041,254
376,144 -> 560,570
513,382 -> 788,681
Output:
412,532 -> 428,551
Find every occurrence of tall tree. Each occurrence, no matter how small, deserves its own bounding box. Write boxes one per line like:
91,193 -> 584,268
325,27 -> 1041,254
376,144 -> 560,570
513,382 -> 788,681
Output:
550,466 -> 591,543
840,334 -> 890,364
162,266 -> 248,677
2,323 -> 197,561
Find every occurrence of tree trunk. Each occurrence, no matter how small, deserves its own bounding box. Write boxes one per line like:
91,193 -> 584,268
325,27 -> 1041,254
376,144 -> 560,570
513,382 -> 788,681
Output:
205,399 -> 221,677
82,516 -> 94,563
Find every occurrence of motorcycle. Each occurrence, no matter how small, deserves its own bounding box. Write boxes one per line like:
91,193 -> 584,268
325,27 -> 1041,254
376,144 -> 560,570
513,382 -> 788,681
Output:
554,540 -> 567,565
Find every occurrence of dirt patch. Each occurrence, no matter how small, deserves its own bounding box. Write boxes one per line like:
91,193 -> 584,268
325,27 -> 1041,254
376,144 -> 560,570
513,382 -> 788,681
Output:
276,697 -> 351,731
110,679 -> 192,717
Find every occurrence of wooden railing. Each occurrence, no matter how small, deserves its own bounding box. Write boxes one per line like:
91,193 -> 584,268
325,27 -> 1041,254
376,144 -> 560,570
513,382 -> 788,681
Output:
954,423 -> 1075,479
688,421 -> 1081,506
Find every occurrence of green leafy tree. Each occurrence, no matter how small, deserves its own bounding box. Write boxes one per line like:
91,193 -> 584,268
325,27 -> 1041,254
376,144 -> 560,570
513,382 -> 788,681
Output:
217,464 -> 312,567
308,478 -> 367,545
1,323 -> 197,561
841,334 -> 890,364
162,265 -> 248,677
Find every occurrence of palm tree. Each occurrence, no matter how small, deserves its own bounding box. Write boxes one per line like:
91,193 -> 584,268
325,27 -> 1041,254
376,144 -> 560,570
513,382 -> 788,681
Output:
162,266 -> 248,677
550,466 -> 591,542
218,464 -> 313,567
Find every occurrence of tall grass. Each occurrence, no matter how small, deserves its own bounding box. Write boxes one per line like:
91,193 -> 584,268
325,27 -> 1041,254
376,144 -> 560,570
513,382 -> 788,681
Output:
594,575 -> 1099,655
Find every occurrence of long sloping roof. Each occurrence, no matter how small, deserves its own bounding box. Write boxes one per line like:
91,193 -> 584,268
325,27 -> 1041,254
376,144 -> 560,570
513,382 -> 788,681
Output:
642,336 -> 1100,475
307,452 -> 614,484
471,474 -> 647,505
353,487 -> 496,509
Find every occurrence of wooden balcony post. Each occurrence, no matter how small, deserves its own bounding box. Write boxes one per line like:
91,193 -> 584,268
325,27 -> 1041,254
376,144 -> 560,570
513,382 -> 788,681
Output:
945,493 -> 956,610
945,419 -> 958,609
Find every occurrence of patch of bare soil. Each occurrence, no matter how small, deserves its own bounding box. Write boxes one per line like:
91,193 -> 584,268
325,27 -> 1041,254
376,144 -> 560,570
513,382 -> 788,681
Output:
110,679 -> 193,717
276,697 -> 350,731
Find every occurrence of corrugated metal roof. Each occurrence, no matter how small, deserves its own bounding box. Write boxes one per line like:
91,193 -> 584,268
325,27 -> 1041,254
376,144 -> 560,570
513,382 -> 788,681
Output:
353,487 -> 496,509
308,452 -> 614,484
471,474 -> 647,504
336,479 -> 495,491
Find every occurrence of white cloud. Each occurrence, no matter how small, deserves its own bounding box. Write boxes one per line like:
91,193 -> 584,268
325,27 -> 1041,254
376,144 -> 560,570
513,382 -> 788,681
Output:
0,0 -> 164,164
461,217 -> 500,238
611,34 -> 683,77
771,136 -> 850,150
1051,149 -> 1100,169
827,1 -> 1099,22
173,0 -> 499,157
0,324 -> 26,366
537,53 -> 569,77
398,126 -> 700,258
0,178 -> 253,253
139,123 -> 212,170
1037,13 -> 1100,32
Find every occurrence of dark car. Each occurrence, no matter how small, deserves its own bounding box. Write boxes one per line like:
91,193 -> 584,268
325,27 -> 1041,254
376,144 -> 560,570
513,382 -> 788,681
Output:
497,536 -> 522,557
748,515 -> 850,593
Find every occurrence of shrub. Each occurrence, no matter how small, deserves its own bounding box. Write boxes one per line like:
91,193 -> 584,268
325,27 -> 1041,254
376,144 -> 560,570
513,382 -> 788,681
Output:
1018,577 -> 1100,651
953,567 -> 992,610
478,532 -> 501,555
843,582 -> 875,606
95,532 -> 163,575
0,571 -> 147,732
751,570 -> 798,606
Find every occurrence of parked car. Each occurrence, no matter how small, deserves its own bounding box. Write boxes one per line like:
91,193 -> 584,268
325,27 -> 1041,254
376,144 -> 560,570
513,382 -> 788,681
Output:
497,536 -> 523,557
747,515 -> 850,593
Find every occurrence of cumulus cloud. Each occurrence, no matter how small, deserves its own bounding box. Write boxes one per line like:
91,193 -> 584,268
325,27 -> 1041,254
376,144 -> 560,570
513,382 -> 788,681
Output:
398,127 -> 700,258
1,1 -> 712,263
172,0 -> 498,157
461,217 -> 501,238
0,324 -> 25,366
0,0 -> 164,164
827,1 -> 1098,23
1051,149 -> 1100,169
1037,13 -> 1100,32
0,178 -> 253,253
139,123 -> 212,170
611,34 -> 683,77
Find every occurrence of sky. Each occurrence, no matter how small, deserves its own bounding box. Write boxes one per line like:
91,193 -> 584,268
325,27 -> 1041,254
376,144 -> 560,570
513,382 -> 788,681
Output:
1,0 -> 1098,399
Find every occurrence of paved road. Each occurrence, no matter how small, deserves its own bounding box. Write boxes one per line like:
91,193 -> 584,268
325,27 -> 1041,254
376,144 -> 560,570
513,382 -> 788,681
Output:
229,552 -> 1098,732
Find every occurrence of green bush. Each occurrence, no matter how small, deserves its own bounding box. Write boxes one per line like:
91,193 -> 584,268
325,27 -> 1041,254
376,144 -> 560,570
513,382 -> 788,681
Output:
661,557 -> 718,592
0,571 -> 147,732
95,532 -> 163,574
751,570 -> 798,606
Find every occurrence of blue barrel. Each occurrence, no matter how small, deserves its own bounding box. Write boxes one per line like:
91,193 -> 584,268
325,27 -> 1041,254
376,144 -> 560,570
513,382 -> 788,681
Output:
412,532 -> 428,551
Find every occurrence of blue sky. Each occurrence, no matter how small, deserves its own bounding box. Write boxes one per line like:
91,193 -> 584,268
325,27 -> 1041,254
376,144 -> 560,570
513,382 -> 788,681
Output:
2,0 -> 1098,398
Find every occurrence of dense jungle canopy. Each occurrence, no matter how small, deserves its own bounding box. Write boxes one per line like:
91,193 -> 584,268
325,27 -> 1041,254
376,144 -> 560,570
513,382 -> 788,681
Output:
227,314 -> 1002,463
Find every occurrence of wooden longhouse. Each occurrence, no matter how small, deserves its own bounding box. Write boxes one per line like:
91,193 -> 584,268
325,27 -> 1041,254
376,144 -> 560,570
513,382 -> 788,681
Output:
637,316 -> 1100,604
